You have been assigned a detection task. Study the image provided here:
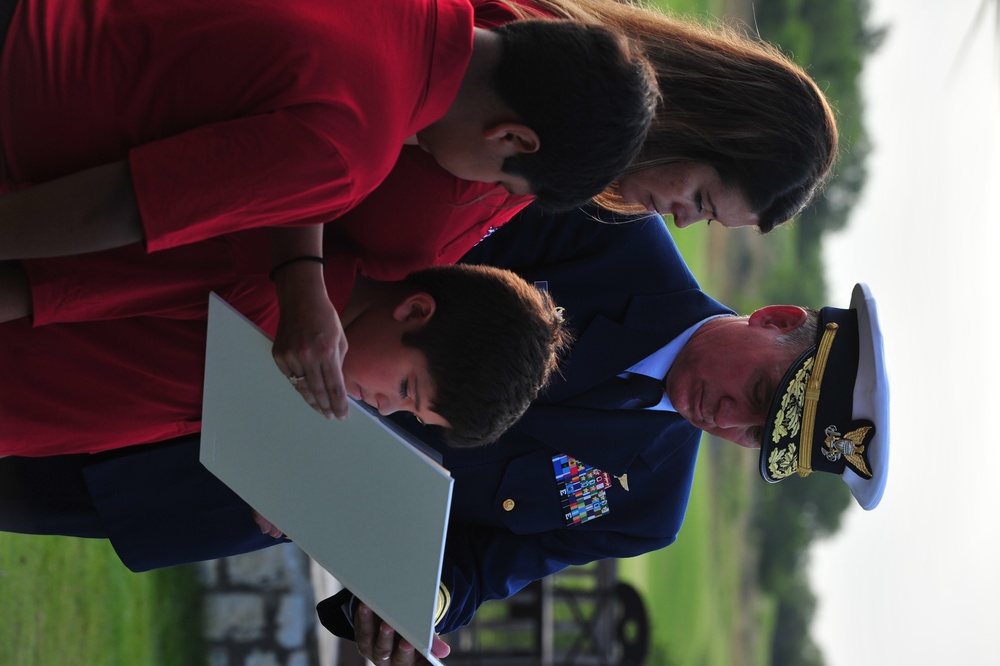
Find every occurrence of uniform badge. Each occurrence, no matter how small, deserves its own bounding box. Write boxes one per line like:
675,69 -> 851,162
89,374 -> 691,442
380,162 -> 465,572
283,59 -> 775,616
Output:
822,424 -> 874,479
551,453 -> 611,526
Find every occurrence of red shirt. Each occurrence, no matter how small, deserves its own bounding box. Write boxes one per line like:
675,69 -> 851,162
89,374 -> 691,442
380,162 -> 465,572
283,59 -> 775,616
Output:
22,0 -> 545,327
22,154 -> 534,328
0,0 -> 473,250
0,257 -> 358,457
1,0 -> 543,456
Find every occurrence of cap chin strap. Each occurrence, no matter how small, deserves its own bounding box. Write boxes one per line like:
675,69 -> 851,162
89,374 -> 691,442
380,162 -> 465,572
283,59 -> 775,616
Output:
797,323 -> 839,477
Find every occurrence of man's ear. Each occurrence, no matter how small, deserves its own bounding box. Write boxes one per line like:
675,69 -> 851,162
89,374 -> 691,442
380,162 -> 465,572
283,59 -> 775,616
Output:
392,292 -> 437,325
748,305 -> 808,332
483,123 -> 540,155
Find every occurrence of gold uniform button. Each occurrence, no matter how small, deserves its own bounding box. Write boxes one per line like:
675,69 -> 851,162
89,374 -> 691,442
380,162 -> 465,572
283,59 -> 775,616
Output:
502,499 -> 516,512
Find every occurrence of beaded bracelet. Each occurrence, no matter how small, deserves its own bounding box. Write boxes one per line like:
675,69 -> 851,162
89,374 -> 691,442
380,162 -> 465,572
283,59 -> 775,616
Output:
268,255 -> 326,282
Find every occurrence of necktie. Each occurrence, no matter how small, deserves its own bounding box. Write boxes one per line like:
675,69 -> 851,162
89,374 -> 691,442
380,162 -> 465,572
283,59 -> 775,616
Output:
565,372 -> 664,409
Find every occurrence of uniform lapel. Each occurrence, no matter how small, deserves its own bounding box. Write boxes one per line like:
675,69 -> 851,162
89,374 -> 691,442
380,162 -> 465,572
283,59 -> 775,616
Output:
543,288 -> 732,404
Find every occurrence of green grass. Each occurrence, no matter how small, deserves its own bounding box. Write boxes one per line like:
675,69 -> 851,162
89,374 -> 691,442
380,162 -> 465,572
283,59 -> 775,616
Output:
651,0 -> 736,22
619,446 -> 741,666
0,532 -> 206,666
615,432 -> 776,666
754,591 -> 779,666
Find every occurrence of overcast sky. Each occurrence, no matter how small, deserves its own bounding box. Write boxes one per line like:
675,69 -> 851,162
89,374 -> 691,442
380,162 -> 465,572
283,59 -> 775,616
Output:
809,0 -> 1000,664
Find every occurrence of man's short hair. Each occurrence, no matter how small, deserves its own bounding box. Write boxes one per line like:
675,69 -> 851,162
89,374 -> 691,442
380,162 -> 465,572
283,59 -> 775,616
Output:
401,264 -> 572,447
492,19 -> 659,212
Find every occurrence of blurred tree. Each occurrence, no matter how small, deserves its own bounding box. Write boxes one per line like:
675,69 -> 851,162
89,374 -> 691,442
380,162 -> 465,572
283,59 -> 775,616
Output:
769,576 -> 826,666
753,0 -> 887,258
751,467 -> 853,666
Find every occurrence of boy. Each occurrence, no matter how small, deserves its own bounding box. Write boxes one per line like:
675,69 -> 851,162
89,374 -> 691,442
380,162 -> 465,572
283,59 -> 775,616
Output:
0,262 -> 571,456
0,0 -> 658,258
332,264 -> 571,447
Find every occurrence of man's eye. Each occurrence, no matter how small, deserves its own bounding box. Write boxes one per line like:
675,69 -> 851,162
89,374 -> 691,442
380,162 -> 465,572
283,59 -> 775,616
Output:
399,380 -> 409,399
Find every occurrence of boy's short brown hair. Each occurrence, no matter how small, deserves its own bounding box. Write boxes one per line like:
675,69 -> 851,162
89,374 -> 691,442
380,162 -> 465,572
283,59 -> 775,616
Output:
400,264 -> 571,447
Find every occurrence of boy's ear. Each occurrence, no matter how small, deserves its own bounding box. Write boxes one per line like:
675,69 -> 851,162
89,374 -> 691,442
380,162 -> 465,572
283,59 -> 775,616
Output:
748,305 -> 808,332
392,292 -> 437,324
483,123 -> 540,155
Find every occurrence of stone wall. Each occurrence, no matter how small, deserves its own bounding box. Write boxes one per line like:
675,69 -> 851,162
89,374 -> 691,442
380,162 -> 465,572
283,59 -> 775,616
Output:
200,543 -> 321,666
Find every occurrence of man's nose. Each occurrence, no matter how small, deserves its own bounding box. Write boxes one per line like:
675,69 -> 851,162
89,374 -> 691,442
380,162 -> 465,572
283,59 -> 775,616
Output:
712,398 -> 756,429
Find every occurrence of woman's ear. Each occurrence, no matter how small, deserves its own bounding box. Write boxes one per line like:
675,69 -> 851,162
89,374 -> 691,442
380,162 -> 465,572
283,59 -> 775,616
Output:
483,123 -> 540,155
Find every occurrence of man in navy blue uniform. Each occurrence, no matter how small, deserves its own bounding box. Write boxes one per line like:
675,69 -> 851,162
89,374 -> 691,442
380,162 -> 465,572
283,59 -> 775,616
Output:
317,204 -> 889,665
0,203 -> 888,664
367,204 -> 737,638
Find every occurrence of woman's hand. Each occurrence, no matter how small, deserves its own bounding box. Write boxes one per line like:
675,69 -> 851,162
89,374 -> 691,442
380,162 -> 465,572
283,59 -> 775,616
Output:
268,225 -> 349,420
271,265 -> 349,420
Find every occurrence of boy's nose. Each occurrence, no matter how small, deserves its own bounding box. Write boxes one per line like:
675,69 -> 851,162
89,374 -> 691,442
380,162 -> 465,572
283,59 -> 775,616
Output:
375,394 -> 404,416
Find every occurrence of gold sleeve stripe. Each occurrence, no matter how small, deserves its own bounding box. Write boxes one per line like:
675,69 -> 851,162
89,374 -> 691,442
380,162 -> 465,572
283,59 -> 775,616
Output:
434,582 -> 451,626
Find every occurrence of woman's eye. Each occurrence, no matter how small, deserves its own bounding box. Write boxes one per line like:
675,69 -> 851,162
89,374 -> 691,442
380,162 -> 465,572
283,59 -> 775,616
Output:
694,193 -> 704,213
